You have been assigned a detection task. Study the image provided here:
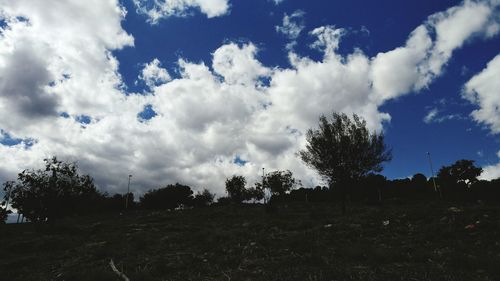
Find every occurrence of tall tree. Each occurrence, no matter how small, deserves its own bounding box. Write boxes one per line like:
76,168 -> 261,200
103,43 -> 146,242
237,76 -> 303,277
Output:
263,170 -> 299,197
437,159 -> 482,199
140,183 -> 194,210
299,112 -> 392,214
437,159 -> 482,187
3,157 -> 101,222
193,189 -> 216,207
0,207 -> 11,224
225,175 -> 247,203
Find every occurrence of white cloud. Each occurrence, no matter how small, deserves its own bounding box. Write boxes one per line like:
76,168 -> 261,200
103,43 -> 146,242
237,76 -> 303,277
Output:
423,107 -> 464,124
270,0 -> 285,5
212,43 -> 270,85
371,25 -> 432,101
371,0 -> 499,102
480,151 -> 500,180
424,108 -> 439,123
309,25 -> 345,57
463,54 -> 500,134
133,0 -> 230,23
276,10 -> 305,40
139,58 -> 171,89
0,0 -> 133,133
0,0 -> 499,199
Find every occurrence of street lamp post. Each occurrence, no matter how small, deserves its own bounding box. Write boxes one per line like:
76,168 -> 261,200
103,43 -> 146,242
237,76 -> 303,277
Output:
125,174 -> 132,210
427,152 -> 442,198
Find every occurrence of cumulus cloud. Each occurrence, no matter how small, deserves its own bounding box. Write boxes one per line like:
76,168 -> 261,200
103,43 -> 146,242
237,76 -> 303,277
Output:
275,10 -> 305,50
0,0 -> 135,189
371,0 -> 499,102
276,10 -> 305,40
133,0 -> 230,23
463,54 -> 500,134
139,58 -> 171,89
0,0 -> 499,198
309,25 -> 345,56
480,151 -> 500,180
212,43 -> 270,85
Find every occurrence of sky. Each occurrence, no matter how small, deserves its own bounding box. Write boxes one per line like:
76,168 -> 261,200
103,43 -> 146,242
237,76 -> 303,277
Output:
0,0 -> 499,198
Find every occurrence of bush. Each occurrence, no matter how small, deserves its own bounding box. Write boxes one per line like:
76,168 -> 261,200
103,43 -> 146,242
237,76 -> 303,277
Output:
140,183 -> 194,210
3,157 -> 103,222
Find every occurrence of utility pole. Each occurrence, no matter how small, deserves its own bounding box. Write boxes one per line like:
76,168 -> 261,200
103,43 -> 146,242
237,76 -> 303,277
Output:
262,168 -> 265,204
427,152 -> 442,198
125,174 -> 132,210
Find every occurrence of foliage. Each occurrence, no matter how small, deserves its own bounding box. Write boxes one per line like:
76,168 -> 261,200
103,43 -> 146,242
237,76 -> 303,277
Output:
437,160 -> 483,200
438,159 -> 483,188
3,157 -> 101,222
263,170 -> 299,197
216,196 -> 232,205
245,184 -> 265,202
225,175 -> 247,203
411,173 -> 428,187
299,112 -> 392,213
140,183 -> 194,210
0,207 -> 11,224
192,189 -> 215,207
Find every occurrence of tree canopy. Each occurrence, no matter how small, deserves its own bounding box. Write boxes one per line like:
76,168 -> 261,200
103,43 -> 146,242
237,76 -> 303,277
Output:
263,170 -> 299,197
3,157 -> 101,222
299,112 -> 392,213
140,183 -> 194,210
437,159 -> 483,188
225,175 -> 247,203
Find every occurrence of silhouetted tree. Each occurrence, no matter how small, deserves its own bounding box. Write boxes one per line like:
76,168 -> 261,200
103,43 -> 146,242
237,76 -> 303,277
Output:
437,159 -> 482,200
264,170 -> 300,198
438,160 -> 482,187
140,183 -> 194,210
288,186 -> 332,203
193,189 -> 215,207
3,157 -> 101,222
411,173 -> 427,188
225,175 -> 247,203
408,173 -> 431,199
362,174 -> 387,203
216,196 -> 232,205
0,207 -> 11,224
299,112 -> 392,214
472,178 -> 500,203
245,184 -> 265,203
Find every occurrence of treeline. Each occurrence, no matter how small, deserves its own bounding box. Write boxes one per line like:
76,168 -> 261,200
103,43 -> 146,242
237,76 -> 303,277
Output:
0,158 -> 218,223
1,113 -> 500,224
219,160 -> 500,205
2,156 -> 499,224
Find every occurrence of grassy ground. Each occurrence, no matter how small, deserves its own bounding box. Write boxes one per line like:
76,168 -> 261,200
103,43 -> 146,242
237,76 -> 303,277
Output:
1,201 -> 499,281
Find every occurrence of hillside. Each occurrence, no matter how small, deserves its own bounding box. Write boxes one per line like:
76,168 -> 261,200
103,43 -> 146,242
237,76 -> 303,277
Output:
1,202 -> 499,281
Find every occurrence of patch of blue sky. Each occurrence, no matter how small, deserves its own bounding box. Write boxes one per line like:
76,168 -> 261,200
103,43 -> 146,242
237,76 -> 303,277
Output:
234,156 -> 248,166
75,115 -> 92,125
0,129 -> 35,148
138,104 -> 157,122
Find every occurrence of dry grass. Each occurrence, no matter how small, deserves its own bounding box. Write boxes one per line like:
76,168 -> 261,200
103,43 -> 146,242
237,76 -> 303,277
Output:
1,201 -> 499,280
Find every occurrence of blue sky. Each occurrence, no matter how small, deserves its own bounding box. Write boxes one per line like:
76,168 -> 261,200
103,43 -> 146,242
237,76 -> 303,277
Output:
115,0 -> 499,179
0,0 -> 499,196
